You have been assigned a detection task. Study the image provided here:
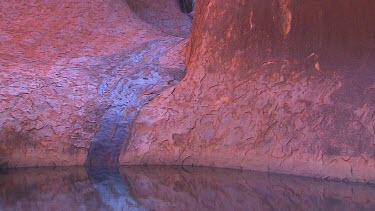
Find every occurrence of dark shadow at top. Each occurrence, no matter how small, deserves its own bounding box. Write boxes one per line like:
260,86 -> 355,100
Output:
179,0 -> 195,14
126,0 -> 192,38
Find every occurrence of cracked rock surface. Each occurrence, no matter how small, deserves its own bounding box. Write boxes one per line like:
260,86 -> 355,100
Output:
1,0 -> 375,184
0,0 -> 190,167
120,0 -> 375,183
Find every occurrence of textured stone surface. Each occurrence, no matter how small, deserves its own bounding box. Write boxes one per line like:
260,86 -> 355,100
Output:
0,0 -> 189,167
120,0 -> 375,183
1,0 -> 375,184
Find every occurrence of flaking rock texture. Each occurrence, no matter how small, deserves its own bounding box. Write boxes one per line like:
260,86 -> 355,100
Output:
0,0 -> 190,167
120,0 -> 375,183
1,0 -> 375,184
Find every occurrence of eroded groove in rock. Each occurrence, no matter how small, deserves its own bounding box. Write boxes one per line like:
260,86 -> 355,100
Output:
86,39 -> 186,166
0,0 -> 190,168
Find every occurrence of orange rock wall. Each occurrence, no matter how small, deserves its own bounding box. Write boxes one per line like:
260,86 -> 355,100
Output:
1,0 -> 375,183
120,0 -> 375,183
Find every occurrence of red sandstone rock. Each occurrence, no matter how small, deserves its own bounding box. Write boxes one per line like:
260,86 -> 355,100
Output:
0,0 -> 189,167
120,0 -> 375,183
1,0 -> 375,184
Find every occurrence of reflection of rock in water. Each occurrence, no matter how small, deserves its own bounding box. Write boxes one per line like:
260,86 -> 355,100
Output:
121,166 -> 375,211
0,167 -> 102,210
87,167 -> 145,210
1,166 -> 375,210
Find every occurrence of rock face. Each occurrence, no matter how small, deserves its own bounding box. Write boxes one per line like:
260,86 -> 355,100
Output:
120,0 -> 375,183
0,0 -> 189,167
1,0 -> 374,183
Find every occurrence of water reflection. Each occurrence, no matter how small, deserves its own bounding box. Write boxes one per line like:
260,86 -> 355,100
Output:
87,167 -> 145,210
1,166 -> 375,210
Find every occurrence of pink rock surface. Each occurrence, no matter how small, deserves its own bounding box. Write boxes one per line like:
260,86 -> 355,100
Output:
120,0 -> 375,183
1,0 -> 374,183
0,0 -> 189,167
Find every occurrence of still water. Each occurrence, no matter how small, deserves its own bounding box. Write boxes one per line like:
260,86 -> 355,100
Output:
1,166 -> 375,211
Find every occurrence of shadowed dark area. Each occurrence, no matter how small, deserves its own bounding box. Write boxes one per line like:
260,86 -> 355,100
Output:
1,166 -> 375,210
126,0 -> 192,37
179,0 -> 195,14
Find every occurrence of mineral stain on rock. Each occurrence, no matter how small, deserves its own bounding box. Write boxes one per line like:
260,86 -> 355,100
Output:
86,39 -> 187,166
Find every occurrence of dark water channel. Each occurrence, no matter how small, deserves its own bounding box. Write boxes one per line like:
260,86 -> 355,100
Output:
1,166 -> 375,211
